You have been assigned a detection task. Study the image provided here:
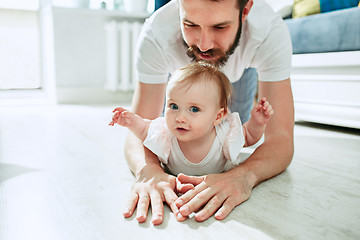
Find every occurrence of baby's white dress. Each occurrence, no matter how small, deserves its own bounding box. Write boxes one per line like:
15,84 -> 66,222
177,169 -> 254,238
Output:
143,112 -> 245,176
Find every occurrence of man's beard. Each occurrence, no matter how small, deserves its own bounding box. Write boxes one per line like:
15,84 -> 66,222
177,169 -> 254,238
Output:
183,20 -> 242,67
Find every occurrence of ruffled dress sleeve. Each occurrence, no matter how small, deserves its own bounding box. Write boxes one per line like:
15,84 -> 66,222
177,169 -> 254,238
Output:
143,117 -> 172,164
215,112 -> 245,166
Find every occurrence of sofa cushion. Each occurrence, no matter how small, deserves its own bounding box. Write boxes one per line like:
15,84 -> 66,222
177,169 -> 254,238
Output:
292,0 -> 320,18
286,7 -> 360,54
292,0 -> 359,18
320,0 -> 359,13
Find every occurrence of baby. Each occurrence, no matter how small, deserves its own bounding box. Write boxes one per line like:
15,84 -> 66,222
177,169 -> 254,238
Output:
110,62 -> 273,176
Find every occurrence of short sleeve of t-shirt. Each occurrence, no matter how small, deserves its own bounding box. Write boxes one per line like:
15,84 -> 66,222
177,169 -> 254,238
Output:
251,16 -> 293,81
135,22 -> 170,84
135,2 -> 190,84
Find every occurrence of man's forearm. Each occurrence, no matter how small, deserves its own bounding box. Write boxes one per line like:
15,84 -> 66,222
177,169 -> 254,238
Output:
244,79 -> 294,187
235,132 -> 294,188
124,131 -> 163,177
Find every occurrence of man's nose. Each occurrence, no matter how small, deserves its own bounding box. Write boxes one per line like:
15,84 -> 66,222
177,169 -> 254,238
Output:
197,29 -> 214,52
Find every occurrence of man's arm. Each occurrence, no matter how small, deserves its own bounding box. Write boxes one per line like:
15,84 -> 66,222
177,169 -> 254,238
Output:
123,82 -> 186,225
124,82 -> 165,174
245,79 -> 294,183
175,79 -> 294,222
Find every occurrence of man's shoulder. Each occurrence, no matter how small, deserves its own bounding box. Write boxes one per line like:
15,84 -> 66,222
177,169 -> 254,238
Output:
245,0 -> 282,38
143,1 -> 181,47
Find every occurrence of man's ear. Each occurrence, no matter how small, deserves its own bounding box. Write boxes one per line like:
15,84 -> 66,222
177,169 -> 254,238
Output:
214,108 -> 227,126
241,0 -> 254,23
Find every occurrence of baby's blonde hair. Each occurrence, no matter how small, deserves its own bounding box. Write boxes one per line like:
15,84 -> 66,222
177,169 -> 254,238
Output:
169,61 -> 232,111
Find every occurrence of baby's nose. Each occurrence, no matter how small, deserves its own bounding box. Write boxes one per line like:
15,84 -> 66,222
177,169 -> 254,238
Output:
176,112 -> 186,123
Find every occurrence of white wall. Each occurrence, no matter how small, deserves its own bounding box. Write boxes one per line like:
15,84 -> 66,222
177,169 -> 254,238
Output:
48,7 -> 148,103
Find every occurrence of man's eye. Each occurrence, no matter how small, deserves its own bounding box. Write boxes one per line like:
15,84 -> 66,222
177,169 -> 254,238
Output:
170,103 -> 178,110
184,23 -> 197,28
189,106 -> 199,113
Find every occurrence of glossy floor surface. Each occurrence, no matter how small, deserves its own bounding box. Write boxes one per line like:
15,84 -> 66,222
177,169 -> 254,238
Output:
1,104 -> 359,240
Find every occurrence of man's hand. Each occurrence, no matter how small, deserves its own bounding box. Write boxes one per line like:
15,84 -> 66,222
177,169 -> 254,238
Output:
123,163 -> 187,225
175,168 -> 254,222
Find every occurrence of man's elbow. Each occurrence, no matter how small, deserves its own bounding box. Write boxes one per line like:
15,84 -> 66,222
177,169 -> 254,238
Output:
266,129 -> 294,169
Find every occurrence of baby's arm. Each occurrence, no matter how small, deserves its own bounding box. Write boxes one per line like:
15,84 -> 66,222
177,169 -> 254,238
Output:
109,107 -> 151,142
242,97 -> 274,147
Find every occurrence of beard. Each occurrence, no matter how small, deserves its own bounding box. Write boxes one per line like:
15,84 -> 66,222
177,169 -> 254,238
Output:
183,11 -> 243,67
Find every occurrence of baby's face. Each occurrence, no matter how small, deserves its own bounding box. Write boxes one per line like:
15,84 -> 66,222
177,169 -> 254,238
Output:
165,78 -> 222,143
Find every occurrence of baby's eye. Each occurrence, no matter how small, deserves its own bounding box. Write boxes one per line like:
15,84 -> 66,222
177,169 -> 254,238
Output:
170,103 -> 178,110
189,106 -> 199,113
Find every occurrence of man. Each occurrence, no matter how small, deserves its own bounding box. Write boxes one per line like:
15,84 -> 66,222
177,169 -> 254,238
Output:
123,0 -> 294,225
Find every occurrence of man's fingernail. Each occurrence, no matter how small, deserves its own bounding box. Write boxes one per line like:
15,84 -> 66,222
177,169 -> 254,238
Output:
123,209 -> 131,216
152,214 -> 162,224
180,205 -> 189,215
176,199 -> 184,206
215,211 -> 224,218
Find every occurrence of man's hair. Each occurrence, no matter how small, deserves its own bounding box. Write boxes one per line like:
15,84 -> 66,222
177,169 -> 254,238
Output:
169,61 -> 232,111
178,0 -> 249,10
208,0 -> 249,10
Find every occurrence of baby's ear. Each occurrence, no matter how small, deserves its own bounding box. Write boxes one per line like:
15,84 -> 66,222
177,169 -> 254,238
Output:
214,108 -> 227,126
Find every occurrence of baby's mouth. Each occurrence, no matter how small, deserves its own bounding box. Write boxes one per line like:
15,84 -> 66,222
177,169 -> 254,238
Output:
176,127 -> 188,133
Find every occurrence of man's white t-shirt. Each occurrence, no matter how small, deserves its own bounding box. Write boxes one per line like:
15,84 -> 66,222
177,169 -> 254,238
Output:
135,0 -> 292,84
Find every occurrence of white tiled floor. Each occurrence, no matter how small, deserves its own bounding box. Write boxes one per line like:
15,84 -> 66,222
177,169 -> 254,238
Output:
0,104 -> 359,240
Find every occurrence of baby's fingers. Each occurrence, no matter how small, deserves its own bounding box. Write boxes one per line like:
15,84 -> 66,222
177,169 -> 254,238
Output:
264,104 -> 274,117
112,107 -> 127,113
262,99 -> 269,109
259,97 -> 267,104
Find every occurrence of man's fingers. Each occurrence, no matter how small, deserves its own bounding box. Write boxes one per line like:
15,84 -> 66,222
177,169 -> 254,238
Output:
175,175 -> 208,209
194,194 -> 227,222
175,173 -> 206,209
175,184 -> 206,209
214,196 -> 240,220
163,189 -> 187,222
149,191 -> 164,225
177,173 -> 205,186
178,183 -> 195,193
176,177 -> 195,194
178,186 -> 213,217
135,195 -> 150,223
123,192 -> 139,218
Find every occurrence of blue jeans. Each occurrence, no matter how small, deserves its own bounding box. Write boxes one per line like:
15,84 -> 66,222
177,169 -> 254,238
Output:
155,0 -> 170,11
230,68 -> 258,123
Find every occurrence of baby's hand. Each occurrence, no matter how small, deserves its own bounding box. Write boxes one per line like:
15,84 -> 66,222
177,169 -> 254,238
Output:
252,97 -> 274,125
109,107 -> 134,127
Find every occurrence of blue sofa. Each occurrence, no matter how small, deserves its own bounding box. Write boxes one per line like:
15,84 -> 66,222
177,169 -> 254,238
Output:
285,7 -> 360,54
